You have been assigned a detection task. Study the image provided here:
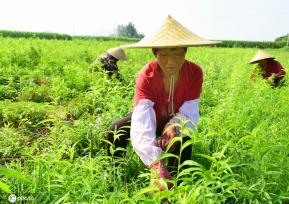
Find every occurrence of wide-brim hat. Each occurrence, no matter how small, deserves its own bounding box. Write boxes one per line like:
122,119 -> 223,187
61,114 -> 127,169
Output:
107,47 -> 128,61
249,50 -> 274,64
121,15 -> 220,48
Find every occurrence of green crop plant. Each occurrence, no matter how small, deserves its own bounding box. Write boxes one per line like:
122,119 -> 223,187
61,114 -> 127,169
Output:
0,37 -> 288,203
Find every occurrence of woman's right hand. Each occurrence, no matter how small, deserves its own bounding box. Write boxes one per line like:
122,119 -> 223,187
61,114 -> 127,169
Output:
150,160 -> 174,191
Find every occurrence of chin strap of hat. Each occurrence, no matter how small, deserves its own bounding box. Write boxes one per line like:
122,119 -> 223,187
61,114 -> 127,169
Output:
168,74 -> 175,116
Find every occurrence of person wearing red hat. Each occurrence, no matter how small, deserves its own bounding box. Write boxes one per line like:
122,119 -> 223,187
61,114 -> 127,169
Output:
249,50 -> 286,87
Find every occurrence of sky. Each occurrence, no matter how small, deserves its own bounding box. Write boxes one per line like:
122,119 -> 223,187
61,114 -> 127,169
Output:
0,0 -> 289,41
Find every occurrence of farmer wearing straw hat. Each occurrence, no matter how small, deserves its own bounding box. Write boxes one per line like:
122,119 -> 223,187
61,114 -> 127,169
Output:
249,50 -> 286,87
89,47 -> 127,79
106,15 -> 219,190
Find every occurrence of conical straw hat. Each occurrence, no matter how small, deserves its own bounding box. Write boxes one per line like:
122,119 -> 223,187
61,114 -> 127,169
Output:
121,15 -> 220,48
249,50 -> 274,64
107,47 -> 128,61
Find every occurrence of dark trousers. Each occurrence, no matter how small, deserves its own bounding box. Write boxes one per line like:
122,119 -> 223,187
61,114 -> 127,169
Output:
106,113 -> 192,171
272,76 -> 285,87
106,113 -> 132,157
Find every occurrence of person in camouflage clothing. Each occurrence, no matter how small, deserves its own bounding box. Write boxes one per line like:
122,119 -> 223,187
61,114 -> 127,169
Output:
90,47 -> 127,80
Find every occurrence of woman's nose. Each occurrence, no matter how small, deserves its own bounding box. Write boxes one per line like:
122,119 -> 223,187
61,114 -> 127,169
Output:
167,56 -> 177,64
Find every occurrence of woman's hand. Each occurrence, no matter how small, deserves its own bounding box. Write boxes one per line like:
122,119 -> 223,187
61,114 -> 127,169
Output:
268,73 -> 276,82
158,124 -> 178,151
150,160 -> 174,191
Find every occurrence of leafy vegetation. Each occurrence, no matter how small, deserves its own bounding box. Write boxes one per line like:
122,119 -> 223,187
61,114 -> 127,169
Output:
216,40 -> 287,49
2,30 -> 289,49
0,37 -> 288,203
275,34 -> 289,42
73,35 -> 140,42
0,30 -> 72,40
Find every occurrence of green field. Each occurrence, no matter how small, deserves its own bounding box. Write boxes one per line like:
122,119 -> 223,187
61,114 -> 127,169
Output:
0,37 -> 288,203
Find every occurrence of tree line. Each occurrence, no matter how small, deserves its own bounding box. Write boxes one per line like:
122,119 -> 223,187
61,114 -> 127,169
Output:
0,26 -> 288,49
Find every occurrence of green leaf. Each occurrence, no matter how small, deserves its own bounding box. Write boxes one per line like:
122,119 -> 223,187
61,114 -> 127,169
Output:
179,160 -> 204,170
166,136 -> 182,152
176,167 -> 202,179
158,153 -> 179,161
0,167 -> 30,183
134,186 -> 158,198
180,139 -> 194,154
54,192 -> 69,204
196,154 -> 217,163
0,181 -> 11,193
114,147 -> 127,153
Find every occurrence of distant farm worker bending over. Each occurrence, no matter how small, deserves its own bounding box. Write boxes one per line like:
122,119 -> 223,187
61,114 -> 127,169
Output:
106,15 -> 219,191
90,47 -> 127,80
249,50 -> 286,87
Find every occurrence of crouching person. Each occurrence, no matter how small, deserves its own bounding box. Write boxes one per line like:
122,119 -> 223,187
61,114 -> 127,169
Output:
89,47 -> 127,80
249,50 -> 286,87
106,15 -> 218,190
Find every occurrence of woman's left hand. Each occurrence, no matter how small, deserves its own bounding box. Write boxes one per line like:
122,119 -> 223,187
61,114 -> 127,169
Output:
158,124 -> 178,151
268,74 -> 276,82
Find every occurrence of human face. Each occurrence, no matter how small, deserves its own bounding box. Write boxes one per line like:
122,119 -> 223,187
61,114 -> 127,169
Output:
155,48 -> 186,77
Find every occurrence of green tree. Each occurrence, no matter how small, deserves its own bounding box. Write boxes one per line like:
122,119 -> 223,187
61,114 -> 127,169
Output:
275,34 -> 289,42
116,22 -> 144,38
